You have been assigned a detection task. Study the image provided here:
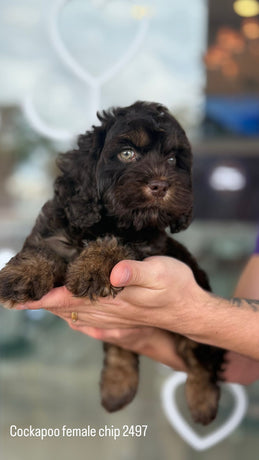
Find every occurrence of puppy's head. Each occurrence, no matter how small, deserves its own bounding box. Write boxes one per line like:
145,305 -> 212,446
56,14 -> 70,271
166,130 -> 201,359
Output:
96,101 -> 193,232
57,101 -> 193,233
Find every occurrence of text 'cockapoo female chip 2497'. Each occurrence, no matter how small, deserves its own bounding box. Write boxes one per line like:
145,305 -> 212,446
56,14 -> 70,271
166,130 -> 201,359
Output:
0,101 -> 225,425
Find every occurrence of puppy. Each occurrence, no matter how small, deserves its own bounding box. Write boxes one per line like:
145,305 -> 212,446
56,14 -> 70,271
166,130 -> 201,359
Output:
0,101 -> 225,424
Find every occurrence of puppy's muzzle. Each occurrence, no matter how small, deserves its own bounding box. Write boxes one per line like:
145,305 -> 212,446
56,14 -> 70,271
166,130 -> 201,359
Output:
147,179 -> 169,198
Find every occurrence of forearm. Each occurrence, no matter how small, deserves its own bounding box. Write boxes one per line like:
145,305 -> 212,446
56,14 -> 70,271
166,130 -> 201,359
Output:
191,254 -> 259,360
180,287 -> 259,360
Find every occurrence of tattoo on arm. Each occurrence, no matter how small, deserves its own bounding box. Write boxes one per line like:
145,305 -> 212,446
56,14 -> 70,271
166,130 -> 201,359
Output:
230,298 -> 259,312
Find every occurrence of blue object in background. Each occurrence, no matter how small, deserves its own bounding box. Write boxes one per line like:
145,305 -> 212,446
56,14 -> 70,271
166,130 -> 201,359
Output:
206,96 -> 259,136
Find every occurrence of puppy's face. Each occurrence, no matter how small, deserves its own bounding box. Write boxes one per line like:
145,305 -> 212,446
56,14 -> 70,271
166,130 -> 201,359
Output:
96,103 -> 193,232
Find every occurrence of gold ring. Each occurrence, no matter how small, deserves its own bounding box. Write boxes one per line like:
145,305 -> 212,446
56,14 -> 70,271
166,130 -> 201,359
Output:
71,312 -> 78,323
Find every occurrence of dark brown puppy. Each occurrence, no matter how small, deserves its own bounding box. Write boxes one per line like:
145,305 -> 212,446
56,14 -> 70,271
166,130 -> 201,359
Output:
0,101 -> 225,424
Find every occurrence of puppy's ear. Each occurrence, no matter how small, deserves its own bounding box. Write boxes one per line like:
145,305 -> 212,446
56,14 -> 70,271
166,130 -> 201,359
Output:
169,156 -> 193,234
169,137 -> 193,234
54,115 -> 115,230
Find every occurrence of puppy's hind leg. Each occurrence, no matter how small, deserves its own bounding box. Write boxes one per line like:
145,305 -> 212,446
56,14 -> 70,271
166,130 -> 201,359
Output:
101,343 -> 139,412
185,369 -> 220,425
174,335 -> 223,425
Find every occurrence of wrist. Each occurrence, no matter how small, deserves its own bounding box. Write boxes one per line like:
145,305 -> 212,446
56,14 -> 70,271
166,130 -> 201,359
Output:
183,288 -> 225,343
158,274 -> 209,338
181,282 -> 213,339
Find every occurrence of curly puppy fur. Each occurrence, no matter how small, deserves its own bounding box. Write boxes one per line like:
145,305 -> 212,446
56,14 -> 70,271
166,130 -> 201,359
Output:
0,101 -> 225,424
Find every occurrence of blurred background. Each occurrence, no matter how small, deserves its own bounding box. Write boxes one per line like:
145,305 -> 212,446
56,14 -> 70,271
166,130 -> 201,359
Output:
0,0 -> 258,458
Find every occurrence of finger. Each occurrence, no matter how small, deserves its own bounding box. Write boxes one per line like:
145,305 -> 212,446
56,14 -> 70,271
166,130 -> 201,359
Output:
110,257 -> 166,289
95,327 -> 140,341
70,326 -> 124,340
15,286 -> 80,310
70,326 -> 141,343
82,327 -> 108,339
68,325 -> 103,338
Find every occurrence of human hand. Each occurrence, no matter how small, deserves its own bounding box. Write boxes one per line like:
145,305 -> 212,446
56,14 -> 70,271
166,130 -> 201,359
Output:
16,287 -> 259,385
16,256 -> 202,335
14,255 -> 201,375
15,254 -> 259,385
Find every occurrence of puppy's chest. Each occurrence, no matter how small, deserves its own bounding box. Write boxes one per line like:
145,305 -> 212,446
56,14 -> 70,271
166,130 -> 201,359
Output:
121,232 -> 169,260
80,231 -> 168,260
130,241 -> 164,259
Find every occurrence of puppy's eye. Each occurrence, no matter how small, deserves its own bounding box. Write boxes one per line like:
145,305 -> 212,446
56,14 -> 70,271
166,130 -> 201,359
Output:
167,156 -> 175,165
118,149 -> 136,162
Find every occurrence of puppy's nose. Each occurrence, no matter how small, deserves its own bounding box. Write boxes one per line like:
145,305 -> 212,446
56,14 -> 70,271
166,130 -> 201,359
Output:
148,180 -> 169,197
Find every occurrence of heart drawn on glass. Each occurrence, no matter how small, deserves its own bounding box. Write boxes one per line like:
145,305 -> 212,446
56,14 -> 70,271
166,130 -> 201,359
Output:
161,372 -> 248,451
50,0 -> 150,88
23,0 -> 150,140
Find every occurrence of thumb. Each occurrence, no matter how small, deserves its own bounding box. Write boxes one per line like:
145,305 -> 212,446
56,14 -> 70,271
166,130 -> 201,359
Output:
110,258 -> 162,289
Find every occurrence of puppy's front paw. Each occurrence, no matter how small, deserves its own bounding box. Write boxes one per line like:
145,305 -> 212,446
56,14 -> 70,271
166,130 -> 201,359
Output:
66,237 -> 133,300
67,265 -> 121,300
0,255 -> 55,308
